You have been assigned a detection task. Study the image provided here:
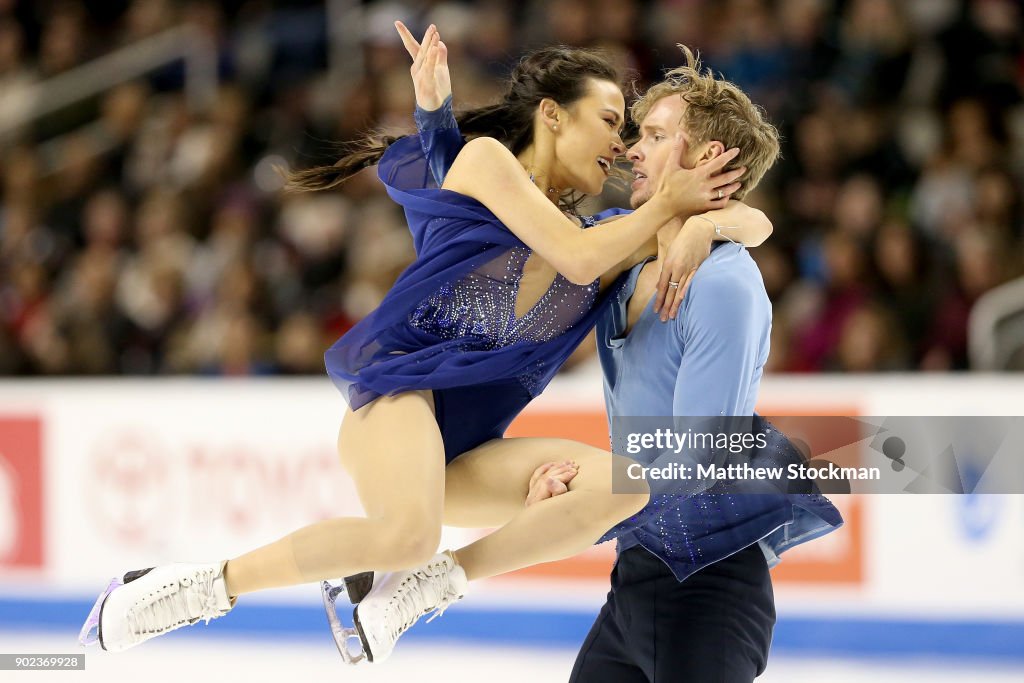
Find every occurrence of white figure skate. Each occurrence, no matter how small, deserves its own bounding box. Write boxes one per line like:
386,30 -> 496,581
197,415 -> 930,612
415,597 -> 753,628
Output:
345,552 -> 467,664
79,562 -> 233,652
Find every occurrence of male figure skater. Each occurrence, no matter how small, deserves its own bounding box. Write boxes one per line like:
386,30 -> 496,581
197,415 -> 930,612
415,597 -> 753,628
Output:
565,51 -> 843,682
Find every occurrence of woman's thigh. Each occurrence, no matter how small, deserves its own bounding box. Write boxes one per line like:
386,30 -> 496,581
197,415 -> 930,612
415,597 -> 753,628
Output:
443,436 -> 636,528
338,390 -> 447,528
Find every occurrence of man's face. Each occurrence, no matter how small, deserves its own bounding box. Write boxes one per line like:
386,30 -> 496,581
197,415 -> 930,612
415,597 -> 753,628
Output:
626,95 -> 692,209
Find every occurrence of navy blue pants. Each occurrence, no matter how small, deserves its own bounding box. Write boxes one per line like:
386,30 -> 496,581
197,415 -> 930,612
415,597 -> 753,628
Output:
569,544 -> 775,683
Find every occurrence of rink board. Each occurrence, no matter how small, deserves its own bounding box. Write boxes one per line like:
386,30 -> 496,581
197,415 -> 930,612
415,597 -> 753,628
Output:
0,374 -> 1022,661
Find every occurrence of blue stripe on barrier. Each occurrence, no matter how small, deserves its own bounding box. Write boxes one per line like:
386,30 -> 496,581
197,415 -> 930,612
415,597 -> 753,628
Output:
3,597 -> 1023,662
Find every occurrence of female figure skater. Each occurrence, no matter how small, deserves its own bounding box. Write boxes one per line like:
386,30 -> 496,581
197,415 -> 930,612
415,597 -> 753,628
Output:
82,25 -> 770,662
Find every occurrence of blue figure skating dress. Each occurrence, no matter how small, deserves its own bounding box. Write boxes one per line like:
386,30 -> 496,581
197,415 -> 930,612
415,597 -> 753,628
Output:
324,129 -> 626,462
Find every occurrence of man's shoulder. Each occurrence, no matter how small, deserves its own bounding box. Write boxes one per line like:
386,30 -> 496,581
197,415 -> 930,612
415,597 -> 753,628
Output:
680,246 -> 770,339
693,245 -> 767,299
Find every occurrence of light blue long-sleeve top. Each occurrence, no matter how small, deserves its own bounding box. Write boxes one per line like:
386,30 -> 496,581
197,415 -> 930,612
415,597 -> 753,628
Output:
599,248 -> 842,576
600,246 -> 769,419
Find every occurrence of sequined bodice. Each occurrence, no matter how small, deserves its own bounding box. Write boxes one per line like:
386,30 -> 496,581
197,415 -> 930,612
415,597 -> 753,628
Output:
409,246 -> 600,348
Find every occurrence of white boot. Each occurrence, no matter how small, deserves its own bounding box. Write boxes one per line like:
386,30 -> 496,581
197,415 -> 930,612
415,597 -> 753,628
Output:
96,562 -> 234,652
354,552 -> 467,662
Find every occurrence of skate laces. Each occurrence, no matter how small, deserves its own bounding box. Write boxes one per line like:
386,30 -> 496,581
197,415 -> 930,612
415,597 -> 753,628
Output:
125,567 -> 224,638
383,559 -> 462,640
420,561 -> 462,624
383,576 -> 427,641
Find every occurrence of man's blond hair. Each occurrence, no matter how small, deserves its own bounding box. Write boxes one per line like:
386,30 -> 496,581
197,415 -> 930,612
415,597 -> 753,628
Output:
631,46 -> 780,200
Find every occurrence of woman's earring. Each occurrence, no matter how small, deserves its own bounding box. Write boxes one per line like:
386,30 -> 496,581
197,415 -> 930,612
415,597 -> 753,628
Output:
552,124 -> 558,131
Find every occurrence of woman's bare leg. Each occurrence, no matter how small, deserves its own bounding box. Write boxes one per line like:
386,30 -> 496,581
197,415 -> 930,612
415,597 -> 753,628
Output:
443,451 -> 577,528
223,391 -> 446,597
443,437 -> 649,581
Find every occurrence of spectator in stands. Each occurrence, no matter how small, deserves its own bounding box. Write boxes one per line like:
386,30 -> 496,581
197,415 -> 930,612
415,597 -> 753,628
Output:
0,0 -> 1022,377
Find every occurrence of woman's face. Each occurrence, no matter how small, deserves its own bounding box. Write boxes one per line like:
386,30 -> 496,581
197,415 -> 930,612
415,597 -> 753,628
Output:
550,78 -> 627,195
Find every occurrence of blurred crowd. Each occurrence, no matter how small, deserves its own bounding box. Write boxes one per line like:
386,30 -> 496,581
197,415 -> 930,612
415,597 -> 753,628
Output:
0,0 -> 1021,376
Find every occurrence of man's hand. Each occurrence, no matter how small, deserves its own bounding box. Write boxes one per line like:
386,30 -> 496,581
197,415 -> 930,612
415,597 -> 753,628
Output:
525,461 -> 579,507
395,21 -> 451,112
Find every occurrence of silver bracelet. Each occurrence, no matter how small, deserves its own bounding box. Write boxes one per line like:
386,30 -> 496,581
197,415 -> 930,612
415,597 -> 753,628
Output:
693,215 -> 740,245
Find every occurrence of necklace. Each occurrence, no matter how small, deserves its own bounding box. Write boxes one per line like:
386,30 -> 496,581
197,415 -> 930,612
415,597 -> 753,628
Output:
528,171 -> 560,194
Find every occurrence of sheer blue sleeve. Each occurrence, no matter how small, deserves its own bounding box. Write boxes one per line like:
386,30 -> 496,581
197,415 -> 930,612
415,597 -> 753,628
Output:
414,95 -> 457,131
413,95 -> 461,187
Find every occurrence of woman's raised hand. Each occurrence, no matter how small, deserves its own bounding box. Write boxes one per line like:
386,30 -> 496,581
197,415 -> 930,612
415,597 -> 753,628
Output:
395,21 -> 451,112
656,138 -> 745,217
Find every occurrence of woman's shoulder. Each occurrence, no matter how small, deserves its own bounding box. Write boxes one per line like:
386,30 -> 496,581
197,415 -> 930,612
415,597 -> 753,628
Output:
443,136 -> 530,209
458,135 -> 510,157
448,136 -> 517,177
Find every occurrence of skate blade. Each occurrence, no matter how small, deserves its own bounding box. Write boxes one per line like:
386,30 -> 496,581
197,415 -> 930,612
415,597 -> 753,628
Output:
321,580 -> 367,665
78,578 -> 122,647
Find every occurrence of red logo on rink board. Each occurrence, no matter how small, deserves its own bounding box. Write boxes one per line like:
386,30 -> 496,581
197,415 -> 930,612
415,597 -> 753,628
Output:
85,431 -> 175,547
0,417 -> 44,569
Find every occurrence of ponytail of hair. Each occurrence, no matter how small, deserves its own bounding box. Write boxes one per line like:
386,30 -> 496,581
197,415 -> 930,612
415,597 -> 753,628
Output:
284,133 -> 401,193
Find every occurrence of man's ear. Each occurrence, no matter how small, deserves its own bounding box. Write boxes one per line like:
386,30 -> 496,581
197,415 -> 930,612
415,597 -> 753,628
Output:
698,140 -> 726,164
